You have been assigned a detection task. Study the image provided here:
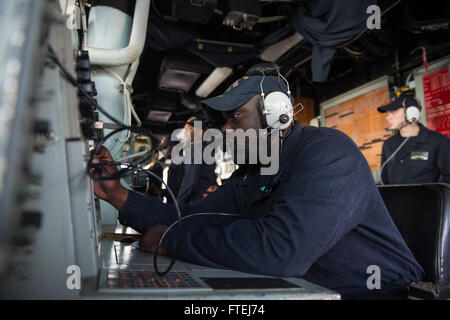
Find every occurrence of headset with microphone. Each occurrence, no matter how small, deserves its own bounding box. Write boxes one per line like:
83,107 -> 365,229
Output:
247,64 -> 295,133
403,96 -> 421,124
258,72 -> 294,132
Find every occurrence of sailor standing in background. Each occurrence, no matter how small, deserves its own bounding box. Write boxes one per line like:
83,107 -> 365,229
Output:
377,95 -> 450,185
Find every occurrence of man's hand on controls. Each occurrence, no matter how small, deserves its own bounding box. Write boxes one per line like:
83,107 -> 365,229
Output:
91,146 -> 129,211
139,224 -> 169,255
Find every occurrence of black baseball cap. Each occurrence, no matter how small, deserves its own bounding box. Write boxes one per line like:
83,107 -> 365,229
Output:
377,96 -> 421,113
202,75 -> 291,112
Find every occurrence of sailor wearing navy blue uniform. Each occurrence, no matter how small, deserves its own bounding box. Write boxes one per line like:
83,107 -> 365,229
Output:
378,95 -> 450,185
93,68 -> 424,299
164,116 -> 217,205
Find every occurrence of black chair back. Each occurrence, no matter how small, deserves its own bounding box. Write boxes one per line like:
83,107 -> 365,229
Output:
378,184 -> 450,286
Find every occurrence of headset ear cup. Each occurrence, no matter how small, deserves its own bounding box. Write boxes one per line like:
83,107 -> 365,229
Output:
263,92 -> 293,130
406,106 -> 420,124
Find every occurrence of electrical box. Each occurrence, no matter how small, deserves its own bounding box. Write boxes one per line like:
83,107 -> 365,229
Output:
222,0 -> 261,30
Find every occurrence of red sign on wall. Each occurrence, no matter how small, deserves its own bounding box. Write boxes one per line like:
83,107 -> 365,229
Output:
422,66 -> 450,137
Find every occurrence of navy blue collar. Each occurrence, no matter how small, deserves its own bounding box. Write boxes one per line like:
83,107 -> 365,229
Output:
269,120 -> 304,183
415,123 -> 429,144
396,123 -> 428,144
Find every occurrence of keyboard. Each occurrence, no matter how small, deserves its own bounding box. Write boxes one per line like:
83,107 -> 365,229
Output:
106,270 -> 204,289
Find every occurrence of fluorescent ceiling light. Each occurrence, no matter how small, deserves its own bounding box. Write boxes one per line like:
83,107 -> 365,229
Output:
195,67 -> 233,98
